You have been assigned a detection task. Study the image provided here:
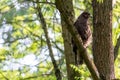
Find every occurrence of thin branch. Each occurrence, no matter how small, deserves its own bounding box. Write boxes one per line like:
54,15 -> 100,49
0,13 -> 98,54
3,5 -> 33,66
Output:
114,36 -> 120,61
3,36 -> 28,44
35,1 -> 62,80
0,72 -> 9,80
0,18 -> 60,26
52,41 -> 64,54
32,1 -> 55,5
0,19 -> 37,26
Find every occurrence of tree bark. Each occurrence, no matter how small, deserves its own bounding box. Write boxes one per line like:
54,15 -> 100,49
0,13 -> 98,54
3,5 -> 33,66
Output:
61,16 -> 80,80
92,0 -> 115,80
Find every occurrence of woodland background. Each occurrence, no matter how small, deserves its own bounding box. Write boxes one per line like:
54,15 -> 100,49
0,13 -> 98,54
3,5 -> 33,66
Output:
0,0 -> 120,80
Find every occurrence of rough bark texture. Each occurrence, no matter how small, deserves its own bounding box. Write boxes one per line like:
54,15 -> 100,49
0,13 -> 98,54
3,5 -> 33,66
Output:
55,0 -> 99,80
92,0 -> 115,80
36,4 -> 62,80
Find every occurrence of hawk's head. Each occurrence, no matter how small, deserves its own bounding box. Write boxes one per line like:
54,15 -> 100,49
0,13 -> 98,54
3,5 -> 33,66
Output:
81,12 -> 90,19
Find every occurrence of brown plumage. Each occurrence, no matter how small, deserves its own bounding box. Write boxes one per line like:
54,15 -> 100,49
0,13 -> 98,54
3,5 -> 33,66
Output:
72,11 -> 92,65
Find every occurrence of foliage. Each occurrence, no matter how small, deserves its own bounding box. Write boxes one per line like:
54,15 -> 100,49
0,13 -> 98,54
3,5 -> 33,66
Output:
0,0 -> 119,80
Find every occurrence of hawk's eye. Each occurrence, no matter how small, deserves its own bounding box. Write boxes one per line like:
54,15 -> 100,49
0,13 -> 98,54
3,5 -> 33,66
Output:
83,12 -> 90,18
83,14 -> 89,18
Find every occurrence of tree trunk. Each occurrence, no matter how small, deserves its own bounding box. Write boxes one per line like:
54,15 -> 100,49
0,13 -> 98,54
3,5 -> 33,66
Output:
92,0 -> 115,80
61,17 -> 80,80
58,0 -> 80,79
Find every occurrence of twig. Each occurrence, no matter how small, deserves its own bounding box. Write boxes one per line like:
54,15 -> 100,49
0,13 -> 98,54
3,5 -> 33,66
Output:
32,1 -> 55,5
114,36 -> 120,61
0,71 -> 9,80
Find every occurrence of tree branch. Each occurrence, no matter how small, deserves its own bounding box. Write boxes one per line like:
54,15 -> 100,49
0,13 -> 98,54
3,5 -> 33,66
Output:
35,1 -> 62,80
114,36 -> 120,61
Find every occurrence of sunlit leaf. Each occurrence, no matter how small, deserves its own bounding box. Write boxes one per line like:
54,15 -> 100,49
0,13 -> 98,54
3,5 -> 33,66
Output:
1,6 -> 10,13
15,16 -> 24,21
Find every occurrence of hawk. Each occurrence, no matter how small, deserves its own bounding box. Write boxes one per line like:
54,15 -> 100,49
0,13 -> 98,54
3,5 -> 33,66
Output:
72,12 -> 92,65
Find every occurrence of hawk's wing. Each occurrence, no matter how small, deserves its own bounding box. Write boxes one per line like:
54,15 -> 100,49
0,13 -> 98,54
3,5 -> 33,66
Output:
74,21 -> 91,43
